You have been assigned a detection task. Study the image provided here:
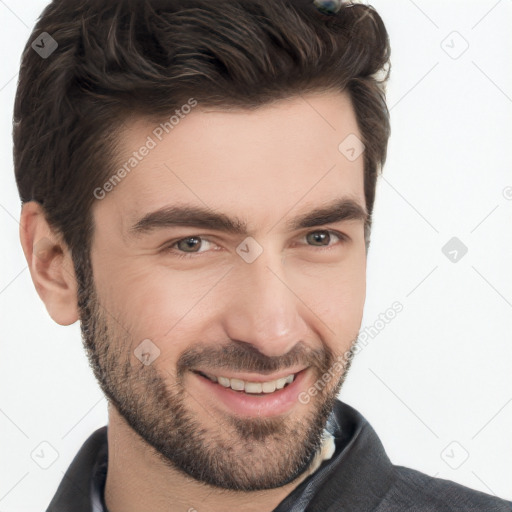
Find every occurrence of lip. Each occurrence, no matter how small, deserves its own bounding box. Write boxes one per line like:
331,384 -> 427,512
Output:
191,368 -> 309,418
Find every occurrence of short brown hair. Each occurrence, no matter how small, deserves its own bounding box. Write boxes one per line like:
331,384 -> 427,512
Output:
13,0 -> 390,275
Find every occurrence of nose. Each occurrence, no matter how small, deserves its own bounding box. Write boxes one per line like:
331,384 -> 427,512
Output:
222,248 -> 308,358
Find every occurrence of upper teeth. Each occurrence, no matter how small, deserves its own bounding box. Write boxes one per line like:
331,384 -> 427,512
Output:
203,373 -> 295,393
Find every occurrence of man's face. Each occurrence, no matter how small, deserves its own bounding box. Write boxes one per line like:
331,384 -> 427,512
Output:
82,91 -> 367,490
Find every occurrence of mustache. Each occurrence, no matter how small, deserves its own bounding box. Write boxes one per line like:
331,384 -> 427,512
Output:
176,340 -> 336,378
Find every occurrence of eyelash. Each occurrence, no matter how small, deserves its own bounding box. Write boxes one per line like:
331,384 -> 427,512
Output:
162,229 -> 348,260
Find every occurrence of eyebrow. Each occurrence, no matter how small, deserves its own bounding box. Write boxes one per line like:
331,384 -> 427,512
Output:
129,197 -> 368,237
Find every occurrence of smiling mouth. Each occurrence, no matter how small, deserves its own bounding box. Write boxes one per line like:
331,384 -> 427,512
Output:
193,370 -> 298,395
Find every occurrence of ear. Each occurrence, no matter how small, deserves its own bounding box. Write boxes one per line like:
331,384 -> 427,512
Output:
19,201 -> 79,326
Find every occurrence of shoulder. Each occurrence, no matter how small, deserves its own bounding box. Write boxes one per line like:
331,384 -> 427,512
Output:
376,465 -> 512,512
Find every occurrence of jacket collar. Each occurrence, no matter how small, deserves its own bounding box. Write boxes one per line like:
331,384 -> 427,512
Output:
273,400 -> 397,511
46,424 -> 108,512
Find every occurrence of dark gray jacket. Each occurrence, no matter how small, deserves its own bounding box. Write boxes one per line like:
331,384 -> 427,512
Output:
46,399 -> 512,511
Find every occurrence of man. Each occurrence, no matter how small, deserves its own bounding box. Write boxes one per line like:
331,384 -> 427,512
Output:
13,0 -> 511,510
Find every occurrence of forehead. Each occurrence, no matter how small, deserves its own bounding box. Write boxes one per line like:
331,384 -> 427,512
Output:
92,90 -> 365,235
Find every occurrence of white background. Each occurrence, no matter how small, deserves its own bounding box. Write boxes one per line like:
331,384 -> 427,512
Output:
1,1 -> 511,510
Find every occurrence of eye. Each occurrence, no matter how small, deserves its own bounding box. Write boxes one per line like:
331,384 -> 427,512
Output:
301,229 -> 346,248
163,229 -> 348,260
167,236 -> 216,259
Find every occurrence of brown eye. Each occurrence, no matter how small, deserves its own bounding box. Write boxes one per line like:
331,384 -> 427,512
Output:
306,230 -> 331,246
304,230 -> 344,247
175,236 -> 205,253
163,229 -> 347,261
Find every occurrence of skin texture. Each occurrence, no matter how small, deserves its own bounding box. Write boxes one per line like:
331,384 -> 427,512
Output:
20,90 -> 367,512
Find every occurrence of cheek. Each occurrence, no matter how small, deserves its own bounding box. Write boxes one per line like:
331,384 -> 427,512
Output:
303,270 -> 365,338
100,265 -> 224,355
291,249 -> 367,329
91,255 -> 190,349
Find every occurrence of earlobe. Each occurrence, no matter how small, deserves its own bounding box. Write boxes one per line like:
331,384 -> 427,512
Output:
19,201 -> 79,326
